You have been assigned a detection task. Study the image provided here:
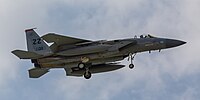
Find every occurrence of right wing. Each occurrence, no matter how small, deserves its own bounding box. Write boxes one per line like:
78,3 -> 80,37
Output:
42,33 -> 91,46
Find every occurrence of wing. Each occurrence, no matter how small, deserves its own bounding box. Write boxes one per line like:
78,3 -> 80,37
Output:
42,33 -> 91,46
64,63 -> 125,77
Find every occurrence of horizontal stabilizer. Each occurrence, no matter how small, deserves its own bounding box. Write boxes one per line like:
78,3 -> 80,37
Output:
12,50 -> 42,59
28,68 -> 49,78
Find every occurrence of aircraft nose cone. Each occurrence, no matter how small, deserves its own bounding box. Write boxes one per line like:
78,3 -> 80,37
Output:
165,39 -> 186,48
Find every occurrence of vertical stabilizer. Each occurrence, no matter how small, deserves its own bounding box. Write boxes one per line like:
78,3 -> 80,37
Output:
25,28 -> 52,55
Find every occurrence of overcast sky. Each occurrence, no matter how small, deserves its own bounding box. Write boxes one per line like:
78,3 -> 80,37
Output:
0,0 -> 200,100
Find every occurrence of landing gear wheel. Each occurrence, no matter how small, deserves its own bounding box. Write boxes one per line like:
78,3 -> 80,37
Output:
128,53 -> 136,69
78,63 -> 85,69
84,71 -> 91,79
129,64 -> 134,69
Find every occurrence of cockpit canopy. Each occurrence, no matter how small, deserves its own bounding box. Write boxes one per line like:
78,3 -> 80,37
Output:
134,34 -> 156,38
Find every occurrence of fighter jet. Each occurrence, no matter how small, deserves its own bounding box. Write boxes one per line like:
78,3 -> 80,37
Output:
12,28 -> 186,79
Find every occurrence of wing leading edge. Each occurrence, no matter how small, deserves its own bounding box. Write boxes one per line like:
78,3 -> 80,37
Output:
42,33 -> 91,46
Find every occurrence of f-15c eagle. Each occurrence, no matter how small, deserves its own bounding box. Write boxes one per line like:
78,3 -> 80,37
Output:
12,29 -> 186,79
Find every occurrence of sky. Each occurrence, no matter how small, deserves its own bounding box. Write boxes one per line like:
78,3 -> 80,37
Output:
0,0 -> 200,100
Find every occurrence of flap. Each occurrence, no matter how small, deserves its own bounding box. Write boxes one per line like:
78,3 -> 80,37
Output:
28,68 -> 49,78
42,33 -> 91,45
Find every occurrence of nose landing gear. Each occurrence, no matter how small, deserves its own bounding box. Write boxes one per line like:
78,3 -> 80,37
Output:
128,53 -> 136,69
129,64 -> 134,69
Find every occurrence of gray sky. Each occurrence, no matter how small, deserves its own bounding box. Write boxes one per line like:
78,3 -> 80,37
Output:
0,0 -> 200,100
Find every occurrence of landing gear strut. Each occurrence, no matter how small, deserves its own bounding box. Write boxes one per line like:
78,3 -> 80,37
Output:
78,61 -> 92,79
79,57 -> 92,79
128,53 -> 136,69
84,67 -> 91,79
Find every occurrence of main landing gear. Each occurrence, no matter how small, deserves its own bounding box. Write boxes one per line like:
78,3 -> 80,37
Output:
128,53 -> 136,69
84,67 -> 91,79
78,57 -> 92,79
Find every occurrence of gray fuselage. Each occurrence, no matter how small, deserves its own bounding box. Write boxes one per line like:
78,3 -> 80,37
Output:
36,36 -> 185,69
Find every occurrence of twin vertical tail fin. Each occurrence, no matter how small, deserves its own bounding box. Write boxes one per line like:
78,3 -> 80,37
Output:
12,29 -> 51,78
25,28 -> 52,55
12,28 -> 52,59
